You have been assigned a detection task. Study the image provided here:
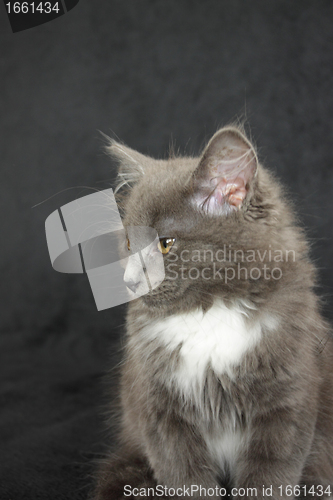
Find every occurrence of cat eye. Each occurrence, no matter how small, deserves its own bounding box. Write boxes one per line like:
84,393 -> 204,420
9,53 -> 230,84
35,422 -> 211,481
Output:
157,238 -> 175,255
126,238 -> 131,251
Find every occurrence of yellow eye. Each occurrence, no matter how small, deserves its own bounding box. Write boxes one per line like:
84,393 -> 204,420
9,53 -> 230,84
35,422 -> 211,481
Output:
157,238 -> 175,255
126,238 -> 131,251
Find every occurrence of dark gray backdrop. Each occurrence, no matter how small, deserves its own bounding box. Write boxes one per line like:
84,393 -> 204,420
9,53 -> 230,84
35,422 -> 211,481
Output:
1,1 -> 333,499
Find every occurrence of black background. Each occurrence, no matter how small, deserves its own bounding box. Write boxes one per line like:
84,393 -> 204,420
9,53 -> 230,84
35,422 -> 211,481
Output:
1,1 -> 333,498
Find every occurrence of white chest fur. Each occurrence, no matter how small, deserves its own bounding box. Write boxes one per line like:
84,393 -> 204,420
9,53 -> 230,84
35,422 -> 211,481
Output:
204,429 -> 244,475
138,301 -> 263,474
137,301 -> 269,475
140,301 -> 263,395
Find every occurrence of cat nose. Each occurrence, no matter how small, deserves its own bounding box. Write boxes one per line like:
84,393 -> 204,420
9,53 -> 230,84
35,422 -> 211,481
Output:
124,277 -> 141,293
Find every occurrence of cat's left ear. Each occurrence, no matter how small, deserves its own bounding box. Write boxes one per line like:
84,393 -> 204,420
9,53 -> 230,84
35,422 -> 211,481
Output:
105,138 -> 147,193
191,127 -> 258,215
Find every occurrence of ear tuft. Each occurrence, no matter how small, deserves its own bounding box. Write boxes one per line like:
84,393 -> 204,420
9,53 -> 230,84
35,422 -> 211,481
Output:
192,127 -> 258,216
102,134 -> 146,193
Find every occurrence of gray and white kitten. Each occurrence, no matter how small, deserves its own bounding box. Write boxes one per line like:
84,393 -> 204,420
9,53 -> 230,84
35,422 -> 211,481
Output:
93,126 -> 333,500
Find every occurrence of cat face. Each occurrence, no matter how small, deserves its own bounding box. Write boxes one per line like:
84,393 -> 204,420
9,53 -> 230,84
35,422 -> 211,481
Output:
109,127 -> 294,313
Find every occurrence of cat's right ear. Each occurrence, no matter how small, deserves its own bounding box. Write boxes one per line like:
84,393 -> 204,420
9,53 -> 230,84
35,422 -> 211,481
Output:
191,127 -> 258,216
104,138 -> 146,193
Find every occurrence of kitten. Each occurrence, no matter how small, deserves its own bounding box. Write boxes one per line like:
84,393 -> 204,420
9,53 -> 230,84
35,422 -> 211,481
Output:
93,126 -> 333,500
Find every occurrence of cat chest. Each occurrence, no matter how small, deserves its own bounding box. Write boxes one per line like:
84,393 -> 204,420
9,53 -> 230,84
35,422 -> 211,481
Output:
136,302 -> 261,475
140,302 -> 262,393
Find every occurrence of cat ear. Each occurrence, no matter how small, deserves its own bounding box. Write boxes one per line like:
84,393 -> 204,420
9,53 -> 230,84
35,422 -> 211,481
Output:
192,127 -> 258,215
104,137 -> 146,193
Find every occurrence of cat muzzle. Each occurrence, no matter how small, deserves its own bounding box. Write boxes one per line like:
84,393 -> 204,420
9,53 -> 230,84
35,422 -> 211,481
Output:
45,188 -> 165,310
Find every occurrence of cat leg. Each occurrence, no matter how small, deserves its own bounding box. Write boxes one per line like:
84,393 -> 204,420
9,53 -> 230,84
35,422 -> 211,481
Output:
232,407 -> 317,500
145,415 -> 221,500
92,449 -> 160,500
